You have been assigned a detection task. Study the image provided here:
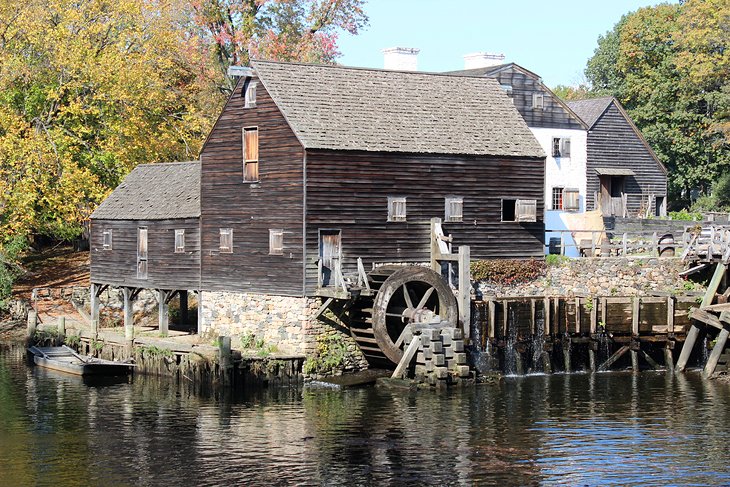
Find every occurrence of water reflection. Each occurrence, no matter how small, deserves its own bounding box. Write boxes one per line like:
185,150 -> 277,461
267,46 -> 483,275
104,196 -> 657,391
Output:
2,346 -> 730,486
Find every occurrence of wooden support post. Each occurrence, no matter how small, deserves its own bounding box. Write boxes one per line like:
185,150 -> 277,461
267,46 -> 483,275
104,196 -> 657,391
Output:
702,263 -> 727,308
197,291 -> 203,335
563,336 -> 571,373
458,245 -> 471,340
590,297 -> 597,335
667,296 -> 675,334
598,345 -> 630,372
180,290 -> 189,326
704,312 -> 730,376
158,290 -> 169,337
392,336 -> 420,379
488,299 -> 496,339
664,345 -> 674,372
544,297 -> 551,335
588,347 -> 596,372
640,350 -> 660,370
601,298 -> 607,331
632,297 -> 640,336
530,299 -> 536,336
676,324 -> 701,373
515,350 -> 524,376
90,283 -> 100,336
502,301 -> 508,339
553,298 -> 559,334
574,297 -> 581,334
219,336 -> 232,387
631,350 -> 639,372
27,309 -> 37,340
57,316 -> 66,339
122,287 -> 134,341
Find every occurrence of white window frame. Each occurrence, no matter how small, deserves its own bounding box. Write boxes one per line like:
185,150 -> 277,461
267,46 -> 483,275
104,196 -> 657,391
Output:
269,229 -> 283,255
242,126 -> 259,182
551,187 -> 564,210
219,228 -> 233,253
102,229 -> 113,250
532,93 -> 544,110
387,197 -> 407,222
174,229 -> 185,253
244,81 -> 257,108
445,196 -> 463,222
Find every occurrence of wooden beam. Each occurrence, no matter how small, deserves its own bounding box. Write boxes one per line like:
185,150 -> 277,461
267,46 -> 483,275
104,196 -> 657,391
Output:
598,345 -> 630,372
488,299 -> 496,338
122,287 -> 134,341
392,336 -> 420,379
314,297 -> 334,321
702,263 -> 727,308
219,336 -> 232,387
590,296 -> 597,334
701,303 -> 730,313
664,345 -> 674,372
458,245 -> 471,340
601,297 -> 607,331
530,299 -> 536,336
703,327 -> 729,377
640,350 -> 660,370
544,297 -> 551,335
158,290 -> 169,337
667,296 -> 675,334
632,297 -> 640,336
90,283 -> 100,336
689,308 -> 724,330
676,324 -> 701,373
574,297 -> 581,334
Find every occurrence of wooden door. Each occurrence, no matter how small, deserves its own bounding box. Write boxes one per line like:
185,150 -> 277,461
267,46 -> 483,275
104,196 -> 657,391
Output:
319,230 -> 341,288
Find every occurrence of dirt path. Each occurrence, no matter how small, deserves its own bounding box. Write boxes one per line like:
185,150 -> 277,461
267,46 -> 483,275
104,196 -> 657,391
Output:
13,246 -> 89,300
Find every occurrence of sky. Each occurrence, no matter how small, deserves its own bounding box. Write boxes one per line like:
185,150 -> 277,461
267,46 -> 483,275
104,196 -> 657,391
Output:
337,0 -> 672,88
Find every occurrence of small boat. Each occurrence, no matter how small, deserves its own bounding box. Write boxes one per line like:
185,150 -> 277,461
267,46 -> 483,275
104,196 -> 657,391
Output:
28,345 -> 135,376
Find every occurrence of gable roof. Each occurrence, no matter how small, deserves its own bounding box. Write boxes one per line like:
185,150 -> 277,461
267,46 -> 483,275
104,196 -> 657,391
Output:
566,97 -> 614,128
251,60 -> 544,159
91,162 -> 200,220
568,97 -> 667,175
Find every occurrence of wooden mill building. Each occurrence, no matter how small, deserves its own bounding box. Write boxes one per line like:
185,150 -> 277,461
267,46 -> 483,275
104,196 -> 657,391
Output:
90,60 -> 546,353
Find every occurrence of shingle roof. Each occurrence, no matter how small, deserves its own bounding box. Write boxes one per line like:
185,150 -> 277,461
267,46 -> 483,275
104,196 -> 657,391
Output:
446,64 -> 512,77
567,97 -> 614,128
252,60 -> 544,158
91,162 -> 200,220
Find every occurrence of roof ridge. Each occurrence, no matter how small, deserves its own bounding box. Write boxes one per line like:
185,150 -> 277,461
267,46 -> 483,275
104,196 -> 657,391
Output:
251,59 -> 497,79
136,161 -> 199,167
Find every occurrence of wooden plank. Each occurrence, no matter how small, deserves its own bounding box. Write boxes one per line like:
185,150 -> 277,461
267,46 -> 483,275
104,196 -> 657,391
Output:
598,345 -> 630,372
458,245 -> 471,340
392,336 -> 421,379
676,324 -> 702,373
667,296 -> 675,334
703,317 -> 730,377
574,297 -> 581,334
544,297 -> 551,335
640,350 -> 660,370
158,290 -> 169,337
122,287 -> 134,340
590,296 -> 597,334
702,263 -> 728,308
601,297 -> 607,331
488,300 -> 496,338
701,303 -> 730,313
632,297 -> 640,336
689,308 -> 724,330
530,299 -> 536,335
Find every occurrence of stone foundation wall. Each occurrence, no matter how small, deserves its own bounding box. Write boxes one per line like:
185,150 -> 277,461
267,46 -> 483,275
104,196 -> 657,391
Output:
477,257 -> 697,298
200,291 -> 368,373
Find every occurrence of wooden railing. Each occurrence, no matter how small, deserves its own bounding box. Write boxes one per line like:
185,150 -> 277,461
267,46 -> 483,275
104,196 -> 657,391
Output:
546,228 -> 690,257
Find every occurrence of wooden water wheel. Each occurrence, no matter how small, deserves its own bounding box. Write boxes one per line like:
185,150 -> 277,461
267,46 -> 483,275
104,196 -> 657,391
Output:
348,266 -> 458,367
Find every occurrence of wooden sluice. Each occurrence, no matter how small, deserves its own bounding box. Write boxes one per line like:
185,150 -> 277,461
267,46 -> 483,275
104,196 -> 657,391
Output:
471,295 -> 698,374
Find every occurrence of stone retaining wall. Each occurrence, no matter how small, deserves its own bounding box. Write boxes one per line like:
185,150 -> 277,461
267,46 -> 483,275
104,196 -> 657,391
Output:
477,257 -> 696,298
200,291 -> 368,374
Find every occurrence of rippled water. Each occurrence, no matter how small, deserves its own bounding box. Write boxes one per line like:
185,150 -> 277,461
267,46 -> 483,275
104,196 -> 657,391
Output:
2,346 -> 730,486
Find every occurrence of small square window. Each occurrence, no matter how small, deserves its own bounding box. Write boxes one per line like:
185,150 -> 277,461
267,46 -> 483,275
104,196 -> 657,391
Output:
244,81 -> 257,108
552,137 -> 571,158
269,229 -> 283,255
175,229 -> 185,253
388,197 -> 407,222
563,188 -> 580,211
532,93 -> 544,110
102,229 -> 113,250
502,199 -> 537,222
220,228 -> 233,253
243,127 -> 259,182
445,197 -> 463,222
552,187 -> 564,210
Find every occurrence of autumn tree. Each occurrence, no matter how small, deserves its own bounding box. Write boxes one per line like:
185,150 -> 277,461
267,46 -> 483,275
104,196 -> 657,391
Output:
191,0 -> 368,90
583,1 -> 729,207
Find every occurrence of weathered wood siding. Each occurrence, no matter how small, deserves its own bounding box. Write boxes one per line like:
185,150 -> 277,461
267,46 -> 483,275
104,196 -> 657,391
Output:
304,150 -> 545,294
199,78 -> 305,296
488,66 -> 585,130
585,103 -> 667,215
90,218 -> 200,289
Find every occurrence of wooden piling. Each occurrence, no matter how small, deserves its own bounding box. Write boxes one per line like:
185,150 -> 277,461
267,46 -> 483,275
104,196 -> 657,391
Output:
543,297 -> 550,335
488,299 -> 496,339
588,346 -> 596,372
704,312 -> 730,376
458,246 -> 471,339
90,283 -> 99,336
575,298 -> 581,334
27,309 -> 37,339
598,345 -> 630,372
562,336 -> 571,373
667,296 -> 675,334
158,290 -> 169,337
219,336 -> 232,386
631,350 -> 639,372
664,345 -> 674,372
58,316 -> 66,339
122,287 -> 134,341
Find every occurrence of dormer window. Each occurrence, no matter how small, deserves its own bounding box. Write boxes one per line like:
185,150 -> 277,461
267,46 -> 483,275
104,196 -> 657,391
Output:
244,81 -> 257,108
532,93 -> 544,110
500,84 -> 513,96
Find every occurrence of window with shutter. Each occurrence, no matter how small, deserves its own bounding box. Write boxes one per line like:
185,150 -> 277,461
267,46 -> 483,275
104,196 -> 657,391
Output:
175,229 -> 185,253
243,127 -> 259,182
552,138 -> 561,157
137,227 -> 148,279
244,81 -> 257,108
220,228 -> 233,253
388,197 -> 407,222
102,229 -> 113,250
269,229 -> 283,255
563,188 -> 580,211
561,138 -> 571,157
532,93 -> 544,110
516,199 -> 537,222
445,197 -> 463,222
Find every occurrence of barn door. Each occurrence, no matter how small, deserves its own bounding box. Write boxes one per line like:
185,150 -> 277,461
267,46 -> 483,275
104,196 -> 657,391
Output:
319,230 -> 341,288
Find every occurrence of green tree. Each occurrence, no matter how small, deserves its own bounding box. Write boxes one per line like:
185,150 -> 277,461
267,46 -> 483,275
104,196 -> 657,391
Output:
584,1 -> 729,208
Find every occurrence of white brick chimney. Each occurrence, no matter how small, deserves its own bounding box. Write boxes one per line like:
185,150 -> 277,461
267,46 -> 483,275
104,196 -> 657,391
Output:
463,52 -> 505,69
382,47 -> 420,71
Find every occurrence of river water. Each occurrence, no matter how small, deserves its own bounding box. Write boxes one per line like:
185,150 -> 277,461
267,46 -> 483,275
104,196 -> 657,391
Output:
2,346 -> 730,486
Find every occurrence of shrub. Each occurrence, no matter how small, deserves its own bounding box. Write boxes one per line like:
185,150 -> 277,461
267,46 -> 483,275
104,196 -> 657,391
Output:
470,258 -> 546,285
668,209 -> 702,221
303,334 -> 348,375
545,254 -> 569,266
713,173 -> 730,210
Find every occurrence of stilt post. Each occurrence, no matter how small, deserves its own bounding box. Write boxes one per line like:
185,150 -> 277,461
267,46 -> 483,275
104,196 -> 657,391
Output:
122,287 -> 134,341
219,336 -> 232,387
158,290 -> 169,337
90,283 -> 100,336
704,312 -> 730,376
27,309 -> 37,341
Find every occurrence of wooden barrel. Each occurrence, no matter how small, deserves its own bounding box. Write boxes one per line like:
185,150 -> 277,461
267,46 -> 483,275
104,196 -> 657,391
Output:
658,233 -> 675,257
